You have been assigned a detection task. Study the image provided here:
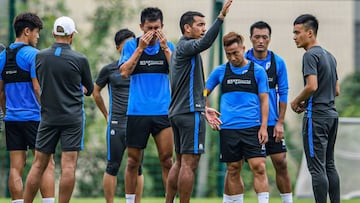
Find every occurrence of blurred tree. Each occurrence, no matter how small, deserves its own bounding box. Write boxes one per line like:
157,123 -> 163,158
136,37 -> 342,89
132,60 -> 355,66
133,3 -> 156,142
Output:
336,71 -> 360,117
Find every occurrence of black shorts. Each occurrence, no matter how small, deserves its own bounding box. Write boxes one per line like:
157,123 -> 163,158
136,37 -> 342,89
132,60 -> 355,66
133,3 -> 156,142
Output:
219,127 -> 266,162
265,126 -> 287,155
126,115 -> 170,149
5,121 -> 39,151
36,122 -> 84,154
169,112 -> 206,154
106,117 -> 127,162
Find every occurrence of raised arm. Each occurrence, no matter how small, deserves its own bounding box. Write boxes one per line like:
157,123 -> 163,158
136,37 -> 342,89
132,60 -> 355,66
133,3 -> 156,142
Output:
181,0 -> 233,56
120,31 -> 153,78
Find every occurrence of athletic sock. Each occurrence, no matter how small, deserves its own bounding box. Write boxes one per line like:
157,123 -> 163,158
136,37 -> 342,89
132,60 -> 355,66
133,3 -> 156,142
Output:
12,199 -> 24,203
257,192 -> 269,203
125,194 -> 135,203
42,197 -> 55,203
280,193 -> 293,203
223,193 -> 244,203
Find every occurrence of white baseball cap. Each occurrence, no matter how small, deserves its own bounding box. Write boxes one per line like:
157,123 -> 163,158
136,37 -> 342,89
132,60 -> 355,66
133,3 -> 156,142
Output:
53,16 -> 78,36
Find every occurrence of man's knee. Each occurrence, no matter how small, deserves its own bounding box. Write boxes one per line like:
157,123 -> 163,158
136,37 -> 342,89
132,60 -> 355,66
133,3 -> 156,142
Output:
272,155 -> 288,172
159,155 -> 173,170
106,161 -> 120,176
249,159 -> 266,175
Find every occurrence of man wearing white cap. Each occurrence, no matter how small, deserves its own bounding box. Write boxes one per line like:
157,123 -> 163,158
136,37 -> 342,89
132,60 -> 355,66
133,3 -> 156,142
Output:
23,16 -> 93,203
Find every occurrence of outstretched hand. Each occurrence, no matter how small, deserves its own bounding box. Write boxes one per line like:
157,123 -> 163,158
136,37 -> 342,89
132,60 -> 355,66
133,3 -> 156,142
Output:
219,0 -> 233,18
205,107 -> 222,131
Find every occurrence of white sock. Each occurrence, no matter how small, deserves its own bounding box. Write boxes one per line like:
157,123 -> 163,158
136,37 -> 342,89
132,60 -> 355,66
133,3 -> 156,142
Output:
42,197 -> 55,203
125,194 -> 135,203
257,192 -> 269,203
223,193 -> 244,203
280,193 -> 293,203
12,199 -> 24,203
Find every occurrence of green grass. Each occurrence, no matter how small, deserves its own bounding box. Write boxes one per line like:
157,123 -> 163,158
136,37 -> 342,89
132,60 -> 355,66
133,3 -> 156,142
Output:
0,197 -> 359,203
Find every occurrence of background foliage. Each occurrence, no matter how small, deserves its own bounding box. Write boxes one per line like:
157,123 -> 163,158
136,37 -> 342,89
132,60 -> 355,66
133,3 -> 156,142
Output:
1,0 -> 359,199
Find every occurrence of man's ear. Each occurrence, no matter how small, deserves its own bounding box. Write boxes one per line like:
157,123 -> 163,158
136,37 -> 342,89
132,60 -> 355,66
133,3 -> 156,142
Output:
23,27 -> 31,36
308,29 -> 314,38
184,24 -> 191,33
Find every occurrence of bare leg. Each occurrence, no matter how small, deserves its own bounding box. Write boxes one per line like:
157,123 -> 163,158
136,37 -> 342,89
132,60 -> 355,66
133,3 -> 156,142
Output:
23,150 -> 51,203
248,157 -> 268,193
8,151 -> 26,200
135,174 -> 144,203
39,154 -> 55,198
154,127 -> 173,192
224,161 -> 244,195
270,152 -> 292,193
58,151 -> 78,203
103,173 -> 117,203
125,147 -> 143,195
166,153 -> 181,203
178,154 -> 200,203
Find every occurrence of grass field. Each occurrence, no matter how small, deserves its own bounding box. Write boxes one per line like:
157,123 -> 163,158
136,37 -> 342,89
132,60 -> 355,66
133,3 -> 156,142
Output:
0,197 -> 359,203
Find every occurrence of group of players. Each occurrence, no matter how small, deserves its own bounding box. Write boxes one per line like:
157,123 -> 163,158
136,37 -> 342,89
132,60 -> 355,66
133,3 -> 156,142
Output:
0,0 -> 340,203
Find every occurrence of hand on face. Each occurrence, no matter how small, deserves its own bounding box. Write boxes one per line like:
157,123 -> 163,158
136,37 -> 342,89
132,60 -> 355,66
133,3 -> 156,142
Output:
155,30 -> 168,48
139,31 -> 154,49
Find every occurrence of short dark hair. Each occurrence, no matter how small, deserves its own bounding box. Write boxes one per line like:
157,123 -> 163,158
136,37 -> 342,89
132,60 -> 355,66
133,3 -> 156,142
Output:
223,32 -> 244,47
13,12 -> 43,38
140,7 -> 163,24
179,11 -> 205,34
114,28 -> 135,46
293,14 -> 319,36
250,21 -> 272,36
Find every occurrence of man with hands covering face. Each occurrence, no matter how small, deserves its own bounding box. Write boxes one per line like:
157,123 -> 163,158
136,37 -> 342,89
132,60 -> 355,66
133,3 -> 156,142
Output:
118,7 -> 175,203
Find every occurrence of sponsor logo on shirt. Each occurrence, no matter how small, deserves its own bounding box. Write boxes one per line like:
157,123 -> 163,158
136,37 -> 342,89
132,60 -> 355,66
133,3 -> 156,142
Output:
226,79 -> 251,85
5,70 -> 17,75
139,60 -> 164,66
265,62 -> 271,70
110,129 -> 115,135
